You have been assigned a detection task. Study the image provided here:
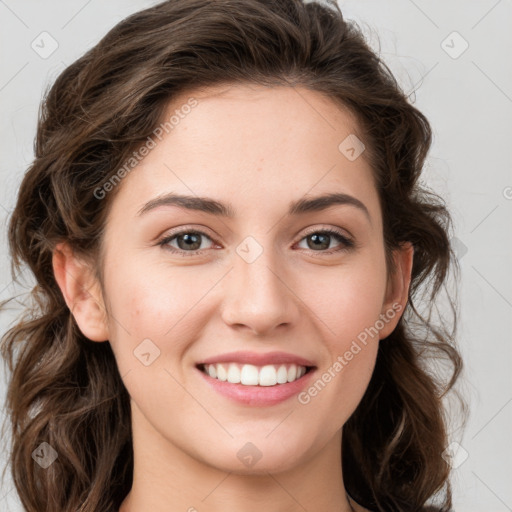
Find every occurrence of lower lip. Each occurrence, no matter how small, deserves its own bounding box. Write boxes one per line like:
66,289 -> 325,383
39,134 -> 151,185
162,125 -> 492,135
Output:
196,367 -> 316,406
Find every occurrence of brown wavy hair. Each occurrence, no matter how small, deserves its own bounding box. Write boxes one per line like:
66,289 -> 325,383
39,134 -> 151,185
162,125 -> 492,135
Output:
1,0 -> 465,510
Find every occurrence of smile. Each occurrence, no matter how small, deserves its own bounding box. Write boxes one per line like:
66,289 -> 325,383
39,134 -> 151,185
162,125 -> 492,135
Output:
196,363 -> 317,407
199,362 -> 313,386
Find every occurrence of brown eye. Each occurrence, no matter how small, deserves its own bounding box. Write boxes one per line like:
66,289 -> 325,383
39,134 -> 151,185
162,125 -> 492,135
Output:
297,229 -> 354,254
158,230 -> 215,255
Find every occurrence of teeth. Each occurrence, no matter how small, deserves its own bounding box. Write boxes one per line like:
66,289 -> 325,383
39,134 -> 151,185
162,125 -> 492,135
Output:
227,364 -> 241,384
276,365 -> 288,384
216,363 -> 227,381
240,364 -> 259,385
259,365 -> 276,386
202,363 -> 309,386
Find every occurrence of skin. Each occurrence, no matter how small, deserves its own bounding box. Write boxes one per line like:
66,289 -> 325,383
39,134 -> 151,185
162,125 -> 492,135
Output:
53,83 -> 413,512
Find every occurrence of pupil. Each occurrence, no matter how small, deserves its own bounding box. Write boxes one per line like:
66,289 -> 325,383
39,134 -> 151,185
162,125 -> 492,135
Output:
179,233 -> 200,250
309,233 -> 329,250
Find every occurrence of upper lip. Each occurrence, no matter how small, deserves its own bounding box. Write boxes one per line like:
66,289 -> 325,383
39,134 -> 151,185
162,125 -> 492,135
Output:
197,351 -> 316,367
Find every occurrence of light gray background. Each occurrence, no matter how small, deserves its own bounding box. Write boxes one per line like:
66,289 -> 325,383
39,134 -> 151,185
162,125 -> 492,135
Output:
1,1 -> 511,510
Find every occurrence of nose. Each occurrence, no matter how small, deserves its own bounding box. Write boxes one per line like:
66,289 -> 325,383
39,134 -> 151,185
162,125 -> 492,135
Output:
220,245 -> 300,336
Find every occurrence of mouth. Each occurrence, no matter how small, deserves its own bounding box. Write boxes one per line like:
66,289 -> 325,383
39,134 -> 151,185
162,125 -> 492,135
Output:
194,350 -> 318,406
196,362 -> 316,387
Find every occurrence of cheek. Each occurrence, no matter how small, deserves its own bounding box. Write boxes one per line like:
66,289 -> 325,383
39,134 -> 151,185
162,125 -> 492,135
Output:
298,254 -> 386,416
103,257 -> 219,369
307,253 -> 388,342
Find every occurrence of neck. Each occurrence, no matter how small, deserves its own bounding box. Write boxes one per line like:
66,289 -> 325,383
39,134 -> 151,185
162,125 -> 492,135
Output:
119,400 -> 357,512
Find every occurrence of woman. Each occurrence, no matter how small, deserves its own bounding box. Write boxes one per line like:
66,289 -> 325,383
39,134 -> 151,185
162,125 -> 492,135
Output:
0,0 -> 464,510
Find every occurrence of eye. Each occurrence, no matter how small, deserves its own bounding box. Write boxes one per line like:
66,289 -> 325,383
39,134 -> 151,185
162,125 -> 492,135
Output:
158,229 -> 215,255
295,228 -> 354,254
157,226 -> 355,257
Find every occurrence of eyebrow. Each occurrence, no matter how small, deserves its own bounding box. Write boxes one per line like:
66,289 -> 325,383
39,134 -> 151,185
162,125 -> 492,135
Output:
137,192 -> 371,223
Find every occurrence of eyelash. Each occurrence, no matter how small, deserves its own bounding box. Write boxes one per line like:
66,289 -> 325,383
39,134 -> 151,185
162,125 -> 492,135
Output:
157,226 -> 355,257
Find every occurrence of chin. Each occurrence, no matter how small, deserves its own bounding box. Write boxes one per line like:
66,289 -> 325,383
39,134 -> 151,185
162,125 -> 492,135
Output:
194,433 -> 315,475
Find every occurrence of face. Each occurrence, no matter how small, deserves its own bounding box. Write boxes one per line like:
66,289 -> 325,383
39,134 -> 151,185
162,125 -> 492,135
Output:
55,83 -> 412,476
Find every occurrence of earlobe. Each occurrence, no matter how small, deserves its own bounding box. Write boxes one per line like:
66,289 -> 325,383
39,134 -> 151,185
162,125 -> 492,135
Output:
52,242 -> 109,342
379,242 -> 414,340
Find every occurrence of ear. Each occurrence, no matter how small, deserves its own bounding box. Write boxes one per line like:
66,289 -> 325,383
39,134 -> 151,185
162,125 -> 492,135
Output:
52,242 -> 109,342
378,242 -> 414,340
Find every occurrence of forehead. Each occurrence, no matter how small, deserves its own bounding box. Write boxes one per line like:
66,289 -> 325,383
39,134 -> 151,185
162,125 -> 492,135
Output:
108,83 -> 380,224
